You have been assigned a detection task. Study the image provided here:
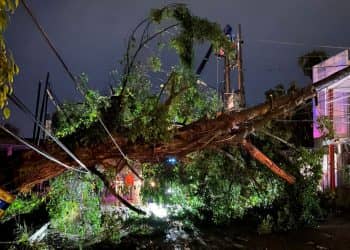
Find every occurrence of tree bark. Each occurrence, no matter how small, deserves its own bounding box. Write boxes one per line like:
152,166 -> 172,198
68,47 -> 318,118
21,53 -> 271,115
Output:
9,84 -> 315,192
241,140 -> 295,184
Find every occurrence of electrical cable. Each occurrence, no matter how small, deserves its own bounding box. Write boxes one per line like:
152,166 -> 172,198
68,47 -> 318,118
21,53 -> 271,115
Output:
46,85 -> 62,111
0,124 -> 87,174
9,94 -> 89,172
258,39 -> 349,50
316,92 -> 350,105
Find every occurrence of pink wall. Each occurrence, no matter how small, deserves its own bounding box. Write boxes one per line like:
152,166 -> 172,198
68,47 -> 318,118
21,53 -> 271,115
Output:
313,89 -> 350,139
313,50 -> 350,139
313,50 -> 349,83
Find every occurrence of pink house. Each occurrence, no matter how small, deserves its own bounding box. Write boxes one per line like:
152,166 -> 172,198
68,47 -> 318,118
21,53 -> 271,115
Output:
313,49 -> 350,190
101,164 -> 142,206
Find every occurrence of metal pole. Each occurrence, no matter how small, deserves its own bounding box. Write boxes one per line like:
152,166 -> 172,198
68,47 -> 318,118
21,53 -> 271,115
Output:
216,56 -> 221,102
36,73 -> 49,145
224,55 -> 231,110
32,81 -> 41,141
329,144 -> 335,190
42,83 -> 50,140
237,24 -> 246,108
224,56 -> 231,94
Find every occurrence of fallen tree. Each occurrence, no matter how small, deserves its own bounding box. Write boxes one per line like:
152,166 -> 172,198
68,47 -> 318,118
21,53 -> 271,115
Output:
13,83 -> 316,192
0,3 -> 324,214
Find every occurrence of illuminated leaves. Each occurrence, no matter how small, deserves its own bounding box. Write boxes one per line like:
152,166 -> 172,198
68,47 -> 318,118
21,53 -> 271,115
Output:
53,92 -> 109,138
150,4 -> 235,68
52,73 -> 110,139
317,116 -> 335,140
3,107 -> 10,119
0,0 -> 19,119
47,172 -> 103,238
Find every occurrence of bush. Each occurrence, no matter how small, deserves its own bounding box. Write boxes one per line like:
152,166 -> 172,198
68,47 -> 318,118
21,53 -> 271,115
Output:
2,193 -> 45,222
47,172 -> 103,239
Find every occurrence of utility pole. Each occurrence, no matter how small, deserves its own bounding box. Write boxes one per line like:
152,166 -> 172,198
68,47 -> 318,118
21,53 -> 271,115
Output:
36,72 -> 49,145
236,24 -> 246,108
223,24 -> 233,111
32,81 -> 41,141
42,83 -> 49,141
194,24 -> 245,111
224,54 -> 232,110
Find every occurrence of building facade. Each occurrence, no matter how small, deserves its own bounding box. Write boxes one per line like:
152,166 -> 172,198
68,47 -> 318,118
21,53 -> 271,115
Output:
313,49 -> 350,190
101,164 -> 142,207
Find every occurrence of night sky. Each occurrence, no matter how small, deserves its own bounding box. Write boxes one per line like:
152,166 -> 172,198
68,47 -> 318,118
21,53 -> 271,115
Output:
4,0 -> 350,136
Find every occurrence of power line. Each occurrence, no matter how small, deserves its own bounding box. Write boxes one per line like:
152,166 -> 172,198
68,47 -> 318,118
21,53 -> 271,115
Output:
258,39 -> 349,50
262,65 -> 350,73
20,0 -> 141,179
9,94 -> 90,172
316,91 -> 350,104
313,65 -> 350,68
0,124 -> 87,175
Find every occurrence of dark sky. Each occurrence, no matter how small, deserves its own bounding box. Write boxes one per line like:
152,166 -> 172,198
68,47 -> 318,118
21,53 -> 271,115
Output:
4,0 -> 350,136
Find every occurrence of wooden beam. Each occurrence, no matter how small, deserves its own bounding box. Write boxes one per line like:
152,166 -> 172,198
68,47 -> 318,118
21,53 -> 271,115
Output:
241,139 -> 295,184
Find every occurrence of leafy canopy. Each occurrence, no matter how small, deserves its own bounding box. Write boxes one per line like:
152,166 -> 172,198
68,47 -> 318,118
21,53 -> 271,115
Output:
150,4 -> 235,68
52,4 -> 229,145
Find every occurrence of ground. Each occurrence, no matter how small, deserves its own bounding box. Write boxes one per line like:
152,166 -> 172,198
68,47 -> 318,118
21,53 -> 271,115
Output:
107,213 -> 350,250
2,210 -> 350,249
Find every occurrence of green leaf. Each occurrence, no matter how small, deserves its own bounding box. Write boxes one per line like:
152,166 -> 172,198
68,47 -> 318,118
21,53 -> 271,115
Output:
3,106 -> 10,119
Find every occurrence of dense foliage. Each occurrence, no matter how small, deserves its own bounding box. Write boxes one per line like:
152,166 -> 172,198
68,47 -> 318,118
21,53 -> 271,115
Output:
142,149 -> 282,224
51,4 -> 229,145
1,193 -> 45,222
52,74 -> 110,141
150,4 -> 235,68
47,172 -> 104,239
142,145 -> 323,231
251,132 -> 323,231
141,84 -> 323,232
52,67 -> 220,145
116,66 -> 221,143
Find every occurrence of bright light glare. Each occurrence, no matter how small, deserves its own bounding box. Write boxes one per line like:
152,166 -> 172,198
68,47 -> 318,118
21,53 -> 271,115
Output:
166,157 -> 177,165
147,202 -> 168,218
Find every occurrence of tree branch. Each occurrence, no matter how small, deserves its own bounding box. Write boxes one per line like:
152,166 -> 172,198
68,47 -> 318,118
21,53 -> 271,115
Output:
241,139 -> 295,184
120,23 -> 179,97
258,130 -> 297,150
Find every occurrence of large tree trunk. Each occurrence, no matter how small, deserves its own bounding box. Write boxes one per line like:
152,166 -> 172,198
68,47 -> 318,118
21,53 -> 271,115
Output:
10,84 -> 315,192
